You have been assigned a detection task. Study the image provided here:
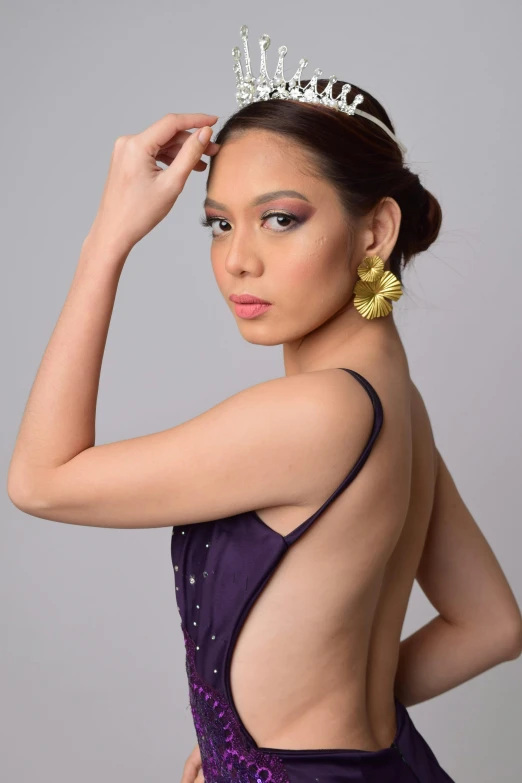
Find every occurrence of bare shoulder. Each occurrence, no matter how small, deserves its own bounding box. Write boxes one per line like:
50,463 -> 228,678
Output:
17,367 -> 375,529
261,367 -> 376,437
226,367 -> 377,495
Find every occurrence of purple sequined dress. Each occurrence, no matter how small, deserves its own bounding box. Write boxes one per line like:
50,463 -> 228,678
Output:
171,368 -> 456,782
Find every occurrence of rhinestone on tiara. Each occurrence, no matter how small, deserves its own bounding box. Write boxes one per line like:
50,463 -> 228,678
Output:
232,24 -> 407,155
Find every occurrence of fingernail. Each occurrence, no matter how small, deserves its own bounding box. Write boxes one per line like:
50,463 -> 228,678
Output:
198,126 -> 211,144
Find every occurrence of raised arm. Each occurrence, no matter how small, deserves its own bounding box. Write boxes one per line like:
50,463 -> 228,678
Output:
394,447 -> 522,707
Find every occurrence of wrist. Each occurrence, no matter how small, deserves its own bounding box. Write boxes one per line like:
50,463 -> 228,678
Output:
80,232 -> 131,270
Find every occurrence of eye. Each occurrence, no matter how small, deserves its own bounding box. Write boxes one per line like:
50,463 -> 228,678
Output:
199,211 -> 299,238
199,216 -> 231,237
263,212 -> 297,231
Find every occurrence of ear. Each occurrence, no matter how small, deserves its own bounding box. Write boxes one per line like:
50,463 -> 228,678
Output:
363,197 -> 401,262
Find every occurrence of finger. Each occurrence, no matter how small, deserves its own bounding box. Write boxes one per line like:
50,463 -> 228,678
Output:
140,113 -> 219,155
160,126 -> 214,192
156,153 -> 207,172
158,130 -> 220,157
161,138 -> 221,158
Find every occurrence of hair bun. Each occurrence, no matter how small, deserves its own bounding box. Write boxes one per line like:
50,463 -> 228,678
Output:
396,176 -> 443,265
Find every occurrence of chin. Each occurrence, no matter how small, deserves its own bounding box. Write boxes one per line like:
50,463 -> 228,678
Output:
240,333 -> 283,347
235,323 -> 286,346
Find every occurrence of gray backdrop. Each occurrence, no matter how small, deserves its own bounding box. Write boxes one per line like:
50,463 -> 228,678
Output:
2,1 -> 521,781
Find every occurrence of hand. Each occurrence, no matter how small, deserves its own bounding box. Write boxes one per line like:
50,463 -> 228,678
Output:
180,742 -> 204,783
85,113 -> 221,257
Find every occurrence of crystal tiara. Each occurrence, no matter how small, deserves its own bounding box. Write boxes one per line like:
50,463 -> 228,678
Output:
232,25 -> 407,156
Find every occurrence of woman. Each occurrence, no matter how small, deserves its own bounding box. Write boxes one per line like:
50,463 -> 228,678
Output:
8,24 -> 522,783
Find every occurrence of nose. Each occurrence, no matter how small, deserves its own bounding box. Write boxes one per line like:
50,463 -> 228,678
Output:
223,225 -> 263,277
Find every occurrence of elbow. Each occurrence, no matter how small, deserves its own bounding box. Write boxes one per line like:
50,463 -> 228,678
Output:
491,607 -> 522,661
501,620 -> 522,661
7,471 -> 30,511
7,470 -> 47,516
459,612 -> 522,663
8,483 -> 37,516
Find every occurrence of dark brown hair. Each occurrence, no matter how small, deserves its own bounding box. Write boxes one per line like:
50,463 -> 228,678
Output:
208,79 -> 442,288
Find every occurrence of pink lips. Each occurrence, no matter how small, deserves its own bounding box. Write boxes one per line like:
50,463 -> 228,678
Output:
233,302 -> 272,319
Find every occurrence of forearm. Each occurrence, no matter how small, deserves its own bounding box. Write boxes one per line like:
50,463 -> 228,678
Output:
8,238 -> 128,502
394,613 -> 518,707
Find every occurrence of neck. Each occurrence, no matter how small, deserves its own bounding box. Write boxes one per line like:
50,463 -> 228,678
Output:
282,303 -> 405,377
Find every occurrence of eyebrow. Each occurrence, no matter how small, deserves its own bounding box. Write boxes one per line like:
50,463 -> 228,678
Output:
203,189 -> 311,211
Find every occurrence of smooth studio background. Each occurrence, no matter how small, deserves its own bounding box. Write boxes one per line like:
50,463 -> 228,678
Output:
2,1 -> 521,781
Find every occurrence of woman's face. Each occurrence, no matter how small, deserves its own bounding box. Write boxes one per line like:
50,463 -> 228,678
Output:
203,129 -> 362,347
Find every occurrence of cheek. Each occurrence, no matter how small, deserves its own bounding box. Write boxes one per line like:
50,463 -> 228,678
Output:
282,235 -> 353,322
210,253 -> 227,292
283,235 -> 339,293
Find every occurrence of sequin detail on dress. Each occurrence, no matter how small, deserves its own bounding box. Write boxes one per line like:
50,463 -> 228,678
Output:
182,625 -> 290,783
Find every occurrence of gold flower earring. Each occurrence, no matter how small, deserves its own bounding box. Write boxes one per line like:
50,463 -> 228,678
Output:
353,255 -> 403,319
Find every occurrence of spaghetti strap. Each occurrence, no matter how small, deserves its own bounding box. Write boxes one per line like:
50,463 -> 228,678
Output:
283,367 -> 384,545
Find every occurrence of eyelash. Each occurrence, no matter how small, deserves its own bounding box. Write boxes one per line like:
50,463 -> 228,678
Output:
199,210 -> 299,236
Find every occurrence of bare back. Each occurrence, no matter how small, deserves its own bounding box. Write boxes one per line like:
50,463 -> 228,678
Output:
228,363 -> 437,752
